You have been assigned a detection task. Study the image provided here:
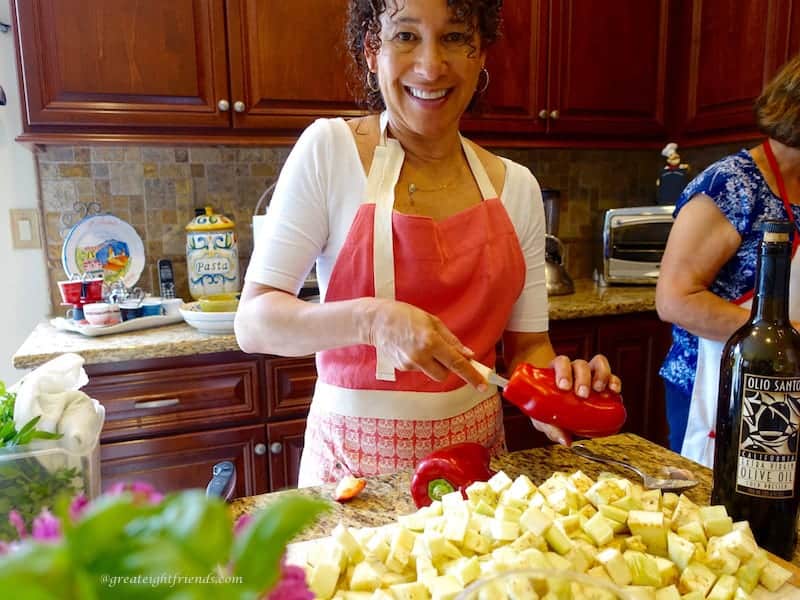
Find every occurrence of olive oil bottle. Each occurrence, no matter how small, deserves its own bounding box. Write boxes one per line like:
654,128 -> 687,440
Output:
712,220 -> 800,559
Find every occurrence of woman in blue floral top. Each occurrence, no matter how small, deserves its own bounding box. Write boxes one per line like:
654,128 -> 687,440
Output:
656,53 -> 800,465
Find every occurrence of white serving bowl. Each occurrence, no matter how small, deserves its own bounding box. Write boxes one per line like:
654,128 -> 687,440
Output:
179,302 -> 235,334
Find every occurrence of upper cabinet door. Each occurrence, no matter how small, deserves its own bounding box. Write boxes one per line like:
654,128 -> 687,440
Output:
675,0 -> 795,141
460,0 -> 548,139
225,0 -> 361,133
546,0 -> 669,137
13,0 -> 230,129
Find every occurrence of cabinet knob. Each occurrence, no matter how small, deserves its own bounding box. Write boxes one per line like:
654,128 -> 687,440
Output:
538,109 -> 548,120
217,99 -> 230,112
254,443 -> 267,456
233,101 -> 246,113
269,442 -> 283,455
550,110 -> 560,120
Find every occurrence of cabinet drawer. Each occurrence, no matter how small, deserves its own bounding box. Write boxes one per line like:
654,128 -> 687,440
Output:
84,355 -> 264,442
100,425 -> 268,498
266,357 -> 316,419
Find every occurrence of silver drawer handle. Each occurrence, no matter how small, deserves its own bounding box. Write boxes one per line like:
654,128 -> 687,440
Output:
134,398 -> 181,410
255,443 -> 267,456
270,442 -> 283,455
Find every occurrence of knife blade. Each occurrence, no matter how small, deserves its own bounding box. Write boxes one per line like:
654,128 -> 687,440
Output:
470,360 -> 510,388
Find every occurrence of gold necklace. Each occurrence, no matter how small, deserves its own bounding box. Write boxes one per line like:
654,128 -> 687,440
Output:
407,168 -> 463,201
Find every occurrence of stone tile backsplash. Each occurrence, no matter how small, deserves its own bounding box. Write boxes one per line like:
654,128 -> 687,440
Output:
37,139 -> 750,314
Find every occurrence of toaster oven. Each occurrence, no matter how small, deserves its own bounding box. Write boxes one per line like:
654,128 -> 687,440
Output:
602,205 -> 674,285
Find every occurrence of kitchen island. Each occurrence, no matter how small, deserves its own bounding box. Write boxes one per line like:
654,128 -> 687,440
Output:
230,433 -> 800,567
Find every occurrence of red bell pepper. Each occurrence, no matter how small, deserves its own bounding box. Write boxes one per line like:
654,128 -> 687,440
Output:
410,442 -> 495,508
502,362 -> 626,438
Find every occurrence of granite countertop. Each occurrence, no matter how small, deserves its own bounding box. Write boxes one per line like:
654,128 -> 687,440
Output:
13,280 -> 656,369
229,433 -> 800,566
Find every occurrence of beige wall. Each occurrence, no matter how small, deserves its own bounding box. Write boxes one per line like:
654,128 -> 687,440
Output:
0,6 -> 50,383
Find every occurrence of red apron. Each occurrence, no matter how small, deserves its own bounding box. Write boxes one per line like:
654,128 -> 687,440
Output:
297,113 -> 526,486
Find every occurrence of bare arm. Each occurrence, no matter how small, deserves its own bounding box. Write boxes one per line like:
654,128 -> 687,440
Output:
655,195 -> 750,341
234,281 -> 486,387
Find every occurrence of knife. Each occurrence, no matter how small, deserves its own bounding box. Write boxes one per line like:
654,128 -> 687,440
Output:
470,360 -> 509,388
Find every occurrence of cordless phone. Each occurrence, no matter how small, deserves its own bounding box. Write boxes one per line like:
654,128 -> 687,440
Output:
158,259 -> 176,298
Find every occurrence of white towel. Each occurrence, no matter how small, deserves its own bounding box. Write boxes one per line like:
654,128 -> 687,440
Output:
10,353 -> 105,454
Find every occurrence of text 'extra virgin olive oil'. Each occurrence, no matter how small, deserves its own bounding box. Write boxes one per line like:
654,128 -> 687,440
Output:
711,220 -> 800,559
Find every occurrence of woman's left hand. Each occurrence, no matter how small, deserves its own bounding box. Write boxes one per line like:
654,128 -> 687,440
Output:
525,354 -> 621,446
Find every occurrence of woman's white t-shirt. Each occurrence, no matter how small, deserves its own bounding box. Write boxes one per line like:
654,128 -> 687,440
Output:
245,118 -> 548,333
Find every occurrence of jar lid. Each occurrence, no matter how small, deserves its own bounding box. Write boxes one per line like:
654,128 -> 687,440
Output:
185,206 -> 235,231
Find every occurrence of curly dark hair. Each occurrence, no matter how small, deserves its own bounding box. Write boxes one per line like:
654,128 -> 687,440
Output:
346,0 -> 503,111
755,52 -> 800,148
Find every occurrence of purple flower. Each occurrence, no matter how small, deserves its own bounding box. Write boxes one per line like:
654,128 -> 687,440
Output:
234,514 -> 253,537
265,560 -> 314,600
107,481 -> 164,504
68,494 -> 90,522
8,510 -> 27,539
31,510 -> 61,542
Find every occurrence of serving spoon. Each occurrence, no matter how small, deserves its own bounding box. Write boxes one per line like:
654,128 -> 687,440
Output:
571,444 -> 699,493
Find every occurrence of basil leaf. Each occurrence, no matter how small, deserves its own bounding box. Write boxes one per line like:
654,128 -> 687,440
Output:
232,493 -> 329,592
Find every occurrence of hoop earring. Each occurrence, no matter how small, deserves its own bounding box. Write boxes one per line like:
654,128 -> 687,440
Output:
366,71 -> 380,92
476,68 -> 490,94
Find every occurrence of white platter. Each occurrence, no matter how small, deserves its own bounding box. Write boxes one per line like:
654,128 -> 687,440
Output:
179,302 -> 235,334
51,313 -> 184,337
62,214 -> 145,288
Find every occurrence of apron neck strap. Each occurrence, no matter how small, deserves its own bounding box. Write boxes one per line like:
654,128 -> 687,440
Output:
377,111 -> 498,201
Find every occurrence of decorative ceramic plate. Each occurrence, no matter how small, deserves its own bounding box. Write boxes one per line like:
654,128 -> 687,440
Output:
179,302 -> 235,334
62,214 -> 145,288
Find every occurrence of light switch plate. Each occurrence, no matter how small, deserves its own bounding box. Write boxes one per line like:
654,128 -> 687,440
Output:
9,208 -> 42,249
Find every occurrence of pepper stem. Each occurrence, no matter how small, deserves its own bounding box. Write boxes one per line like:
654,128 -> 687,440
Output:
427,478 -> 456,501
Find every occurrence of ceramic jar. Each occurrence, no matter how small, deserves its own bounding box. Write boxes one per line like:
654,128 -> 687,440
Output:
185,206 -> 240,300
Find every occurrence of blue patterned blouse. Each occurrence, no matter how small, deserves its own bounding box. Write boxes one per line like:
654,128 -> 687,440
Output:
659,149 -> 800,395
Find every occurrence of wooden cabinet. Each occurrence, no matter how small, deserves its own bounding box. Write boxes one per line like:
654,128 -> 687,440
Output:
266,418 -> 308,491
462,0 -> 669,141
13,0 -> 230,129
11,0 -> 359,138
100,424 -> 268,497
672,0 -> 798,143
503,312 -> 672,452
225,0 -> 359,133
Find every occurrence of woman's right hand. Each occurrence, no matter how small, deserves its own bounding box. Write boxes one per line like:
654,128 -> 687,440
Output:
364,298 -> 486,389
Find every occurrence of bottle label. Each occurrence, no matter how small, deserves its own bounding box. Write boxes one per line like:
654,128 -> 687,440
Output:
736,373 -> 800,498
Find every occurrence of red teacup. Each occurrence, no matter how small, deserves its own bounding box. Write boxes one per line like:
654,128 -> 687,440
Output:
57,277 -> 104,306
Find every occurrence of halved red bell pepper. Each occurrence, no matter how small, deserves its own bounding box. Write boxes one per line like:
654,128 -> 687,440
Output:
502,362 -> 626,438
410,442 -> 494,508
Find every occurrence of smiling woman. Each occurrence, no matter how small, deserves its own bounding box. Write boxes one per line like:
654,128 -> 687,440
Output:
234,0 -> 622,488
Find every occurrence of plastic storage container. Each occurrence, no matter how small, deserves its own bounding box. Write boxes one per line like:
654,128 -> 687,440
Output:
0,438 -> 101,541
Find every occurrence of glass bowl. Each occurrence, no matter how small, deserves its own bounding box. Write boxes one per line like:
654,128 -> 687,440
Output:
456,568 -> 632,600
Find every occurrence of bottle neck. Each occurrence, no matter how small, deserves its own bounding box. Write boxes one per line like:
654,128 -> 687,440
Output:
751,242 -> 792,323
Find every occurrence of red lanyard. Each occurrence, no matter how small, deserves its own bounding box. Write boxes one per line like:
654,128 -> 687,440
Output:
763,140 -> 794,213
763,140 -> 800,250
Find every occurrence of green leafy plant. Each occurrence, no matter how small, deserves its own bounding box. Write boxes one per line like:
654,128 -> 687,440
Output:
0,486 -> 329,600
0,381 -> 83,541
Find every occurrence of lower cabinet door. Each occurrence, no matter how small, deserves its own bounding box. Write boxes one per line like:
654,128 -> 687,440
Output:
100,425 -> 268,498
266,418 -> 307,491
